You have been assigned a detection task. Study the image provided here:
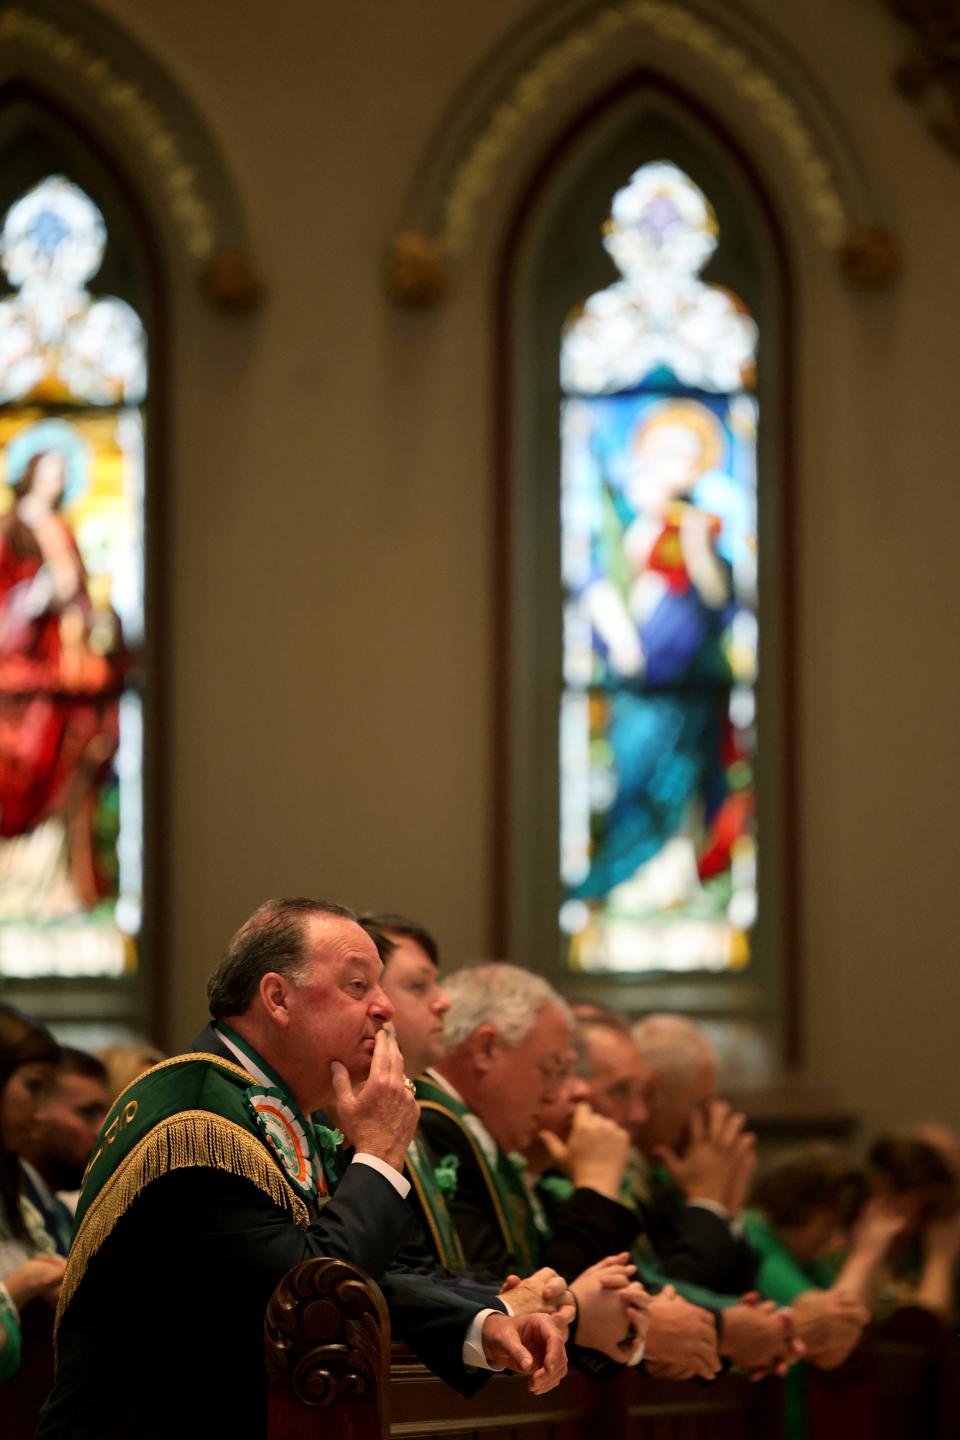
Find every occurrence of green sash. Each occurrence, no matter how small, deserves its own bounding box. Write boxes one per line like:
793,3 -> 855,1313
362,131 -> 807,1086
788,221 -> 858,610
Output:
58,1050 -> 311,1332
405,1133 -> 466,1270
415,1074 -> 543,1274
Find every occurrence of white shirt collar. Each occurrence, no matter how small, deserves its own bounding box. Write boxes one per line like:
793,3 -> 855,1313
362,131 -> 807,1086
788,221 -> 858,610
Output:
215,1026 -> 273,1088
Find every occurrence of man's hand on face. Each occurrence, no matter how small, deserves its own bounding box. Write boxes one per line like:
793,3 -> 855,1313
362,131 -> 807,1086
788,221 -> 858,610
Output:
722,1132 -> 757,1218
568,1253 -> 651,1363
330,1028 -> 419,1172
643,1286 -> 722,1380
719,1296 -> 803,1378
538,1103 -> 631,1200
499,1267 -> 570,1316
654,1100 -> 753,1210
481,1310 -> 573,1394
790,1290 -> 869,1369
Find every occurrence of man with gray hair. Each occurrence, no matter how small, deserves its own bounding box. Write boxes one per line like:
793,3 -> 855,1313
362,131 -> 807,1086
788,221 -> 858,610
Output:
417,963 -> 652,1367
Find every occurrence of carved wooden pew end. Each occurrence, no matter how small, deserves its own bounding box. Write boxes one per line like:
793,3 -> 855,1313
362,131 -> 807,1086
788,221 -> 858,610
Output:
266,1257 -> 390,1440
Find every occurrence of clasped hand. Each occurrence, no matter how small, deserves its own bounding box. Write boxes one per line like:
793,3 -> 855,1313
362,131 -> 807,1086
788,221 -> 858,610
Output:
569,1253 -> 651,1363
654,1100 -> 756,1213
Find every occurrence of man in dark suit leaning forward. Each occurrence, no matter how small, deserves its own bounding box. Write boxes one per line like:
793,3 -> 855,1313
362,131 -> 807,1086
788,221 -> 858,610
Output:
40,898 -> 569,1440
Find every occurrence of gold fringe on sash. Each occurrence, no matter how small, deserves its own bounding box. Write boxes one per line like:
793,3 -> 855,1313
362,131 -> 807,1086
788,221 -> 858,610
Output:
56,1109 -> 310,1334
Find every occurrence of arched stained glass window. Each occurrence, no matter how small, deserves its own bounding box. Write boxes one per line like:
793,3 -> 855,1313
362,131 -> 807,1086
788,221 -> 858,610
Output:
0,174 -> 146,978
558,162 -> 759,977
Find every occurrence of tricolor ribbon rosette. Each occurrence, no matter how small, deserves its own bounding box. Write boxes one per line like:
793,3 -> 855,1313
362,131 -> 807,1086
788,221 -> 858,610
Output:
245,1086 -> 321,1201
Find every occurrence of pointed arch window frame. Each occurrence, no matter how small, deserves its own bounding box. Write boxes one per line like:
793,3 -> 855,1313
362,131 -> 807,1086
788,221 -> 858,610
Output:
0,81 -> 170,1043
492,72 -> 801,1067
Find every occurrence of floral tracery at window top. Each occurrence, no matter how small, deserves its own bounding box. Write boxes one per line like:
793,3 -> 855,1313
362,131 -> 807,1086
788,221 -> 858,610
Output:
0,175 -> 146,406
562,161 -> 756,396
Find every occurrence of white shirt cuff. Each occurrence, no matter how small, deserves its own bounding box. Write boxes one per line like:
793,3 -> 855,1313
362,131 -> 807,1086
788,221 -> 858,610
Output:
687,1197 -> 730,1221
626,1341 -> 646,1366
351,1152 -> 411,1199
463,1308 -> 502,1369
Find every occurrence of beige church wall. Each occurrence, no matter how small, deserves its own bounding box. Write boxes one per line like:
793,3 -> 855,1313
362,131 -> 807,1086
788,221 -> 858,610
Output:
86,0 -> 959,1135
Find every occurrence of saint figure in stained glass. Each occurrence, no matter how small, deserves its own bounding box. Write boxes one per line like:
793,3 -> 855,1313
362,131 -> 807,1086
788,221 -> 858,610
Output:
559,163 -> 758,975
0,176 -> 145,977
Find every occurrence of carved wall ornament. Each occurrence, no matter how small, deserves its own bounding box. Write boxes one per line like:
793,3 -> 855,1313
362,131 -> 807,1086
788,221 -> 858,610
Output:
386,229 -> 448,307
392,0 -> 897,305
838,223 -> 901,287
888,0 -> 960,159
0,1 -> 261,308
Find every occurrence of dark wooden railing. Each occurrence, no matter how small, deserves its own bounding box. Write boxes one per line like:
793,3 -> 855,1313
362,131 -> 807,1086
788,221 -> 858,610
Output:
264,1258 -> 783,1440
265,1260 -> 960,1440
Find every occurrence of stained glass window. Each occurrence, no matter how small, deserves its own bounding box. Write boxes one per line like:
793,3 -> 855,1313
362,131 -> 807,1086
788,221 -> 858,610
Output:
0,176 -> 146,977
559,162 -> 759,975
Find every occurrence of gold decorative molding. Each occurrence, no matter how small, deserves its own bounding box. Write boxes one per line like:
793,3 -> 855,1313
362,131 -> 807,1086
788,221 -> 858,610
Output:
393,0 -> 898,304
441,0 -> 848,259
0,2 -> 261,306
887,0 -> 960,160
0,6 -> 214,258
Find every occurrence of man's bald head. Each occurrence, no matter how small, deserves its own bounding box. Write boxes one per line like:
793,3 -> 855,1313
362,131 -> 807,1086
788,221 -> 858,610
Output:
631,1014 -> 717,1158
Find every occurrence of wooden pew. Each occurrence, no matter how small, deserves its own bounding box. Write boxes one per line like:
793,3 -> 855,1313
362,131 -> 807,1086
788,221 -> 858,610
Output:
265,1257 -> 784,1440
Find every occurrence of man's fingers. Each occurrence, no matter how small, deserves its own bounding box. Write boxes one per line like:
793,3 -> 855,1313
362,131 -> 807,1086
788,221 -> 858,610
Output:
538,1129 -> 568,1167
530,1320 -> 568,1391
594,1252 -> 631,1268
366,1028 -> 390,1079
500,1274 -> 521,1292
330,1060 -> 352,1107
719,1108 -> 746,1149
381,1026 -> 404,1084
494,1326 -> 533,1373
599,1268 -> 637,1289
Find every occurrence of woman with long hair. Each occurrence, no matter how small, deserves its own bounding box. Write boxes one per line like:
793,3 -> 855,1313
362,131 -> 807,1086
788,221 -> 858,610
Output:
0,1004 -> 67,1385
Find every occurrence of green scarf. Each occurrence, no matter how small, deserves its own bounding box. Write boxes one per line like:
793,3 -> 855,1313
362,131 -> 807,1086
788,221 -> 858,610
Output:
415,1073 -> 542,1274
59,1048 -> 312,1332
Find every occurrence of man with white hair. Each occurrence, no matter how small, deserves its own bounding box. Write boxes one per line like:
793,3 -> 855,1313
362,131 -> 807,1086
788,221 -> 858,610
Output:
417,964 -> 652,1367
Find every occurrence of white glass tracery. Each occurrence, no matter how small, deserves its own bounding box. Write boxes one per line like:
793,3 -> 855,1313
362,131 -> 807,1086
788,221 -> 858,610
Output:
0,176 -> 146,405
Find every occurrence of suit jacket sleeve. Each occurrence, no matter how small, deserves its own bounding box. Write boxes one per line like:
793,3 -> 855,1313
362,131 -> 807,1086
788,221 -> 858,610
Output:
182,1163 -> 495,1396
541,1187 -> 644,1280
646,1200 -> 759,1294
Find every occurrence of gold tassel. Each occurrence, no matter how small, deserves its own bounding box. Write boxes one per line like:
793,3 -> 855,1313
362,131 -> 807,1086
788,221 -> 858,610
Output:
57,1110 -> 310,1334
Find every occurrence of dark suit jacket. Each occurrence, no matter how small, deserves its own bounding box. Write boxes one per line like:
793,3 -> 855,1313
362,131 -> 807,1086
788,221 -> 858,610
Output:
38,1026 -> 491,1440
418,1105 -> 644,1380
641,1168 -> 759,1296
418,1105 -> 643,1284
